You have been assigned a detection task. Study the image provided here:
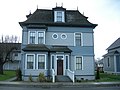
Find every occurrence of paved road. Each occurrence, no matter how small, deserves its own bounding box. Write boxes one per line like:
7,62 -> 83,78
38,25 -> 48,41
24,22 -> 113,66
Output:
0,86 -> 120,90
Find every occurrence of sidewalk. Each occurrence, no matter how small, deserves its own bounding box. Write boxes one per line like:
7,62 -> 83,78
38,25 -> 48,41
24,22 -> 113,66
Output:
0,77 -> 120,88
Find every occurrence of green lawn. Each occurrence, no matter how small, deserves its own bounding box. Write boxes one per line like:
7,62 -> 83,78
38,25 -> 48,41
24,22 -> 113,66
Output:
0,70 -> 16,81
95,72 -> 120,82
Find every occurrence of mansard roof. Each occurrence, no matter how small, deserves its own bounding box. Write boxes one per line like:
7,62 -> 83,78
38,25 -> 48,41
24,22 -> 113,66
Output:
107,37 -> 120,50
19,7 -> 97,28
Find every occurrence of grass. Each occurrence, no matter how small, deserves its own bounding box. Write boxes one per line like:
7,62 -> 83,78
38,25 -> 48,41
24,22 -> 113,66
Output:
95,72 -> 120,82
0,70 -> 16,81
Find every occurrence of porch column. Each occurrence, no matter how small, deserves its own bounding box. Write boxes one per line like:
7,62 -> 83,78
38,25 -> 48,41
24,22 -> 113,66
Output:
47,51 -> 51,78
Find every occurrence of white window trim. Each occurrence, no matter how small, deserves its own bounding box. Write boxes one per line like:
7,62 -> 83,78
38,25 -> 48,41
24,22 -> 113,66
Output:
54,11 -> 65,22
37,54 -> 46,70
74,32 -> 83,46
28,31 -> 45,44
52,33 -> 58,39
61,33 -> 67,39
37,31 -> 45,44
75,56 -> 83,70
28,31 -> 36,44
25,54 -> 35,70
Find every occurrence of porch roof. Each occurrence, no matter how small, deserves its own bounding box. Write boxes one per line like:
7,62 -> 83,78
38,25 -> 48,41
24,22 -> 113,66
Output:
22,44 -> 49,51
50,46 -> 72,53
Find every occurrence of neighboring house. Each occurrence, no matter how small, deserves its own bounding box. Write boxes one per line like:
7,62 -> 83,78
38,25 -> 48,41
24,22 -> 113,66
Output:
97,59 -> 104,72
103,38 -> 120,74
19,6 -> 97,82
3,43 -> 21,70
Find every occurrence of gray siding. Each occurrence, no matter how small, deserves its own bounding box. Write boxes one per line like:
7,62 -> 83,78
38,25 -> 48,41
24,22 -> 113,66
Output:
46,32 -> 74,46
83,33 -> 94,46
48,27 -> 93,33
75,56 -> 94,75
22,28 -> 28,45
103,56 -> 114,72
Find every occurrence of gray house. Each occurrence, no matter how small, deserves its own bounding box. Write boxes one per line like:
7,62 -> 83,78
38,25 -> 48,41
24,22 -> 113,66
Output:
19,6 -> 97,82
103,38 -> 120,74
1,43 -> 21,70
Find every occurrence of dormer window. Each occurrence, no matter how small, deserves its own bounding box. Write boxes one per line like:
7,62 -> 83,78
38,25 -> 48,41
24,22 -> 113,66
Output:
56,11 -> 62,22
53,7 -> 66,22
54,11 -> 65,22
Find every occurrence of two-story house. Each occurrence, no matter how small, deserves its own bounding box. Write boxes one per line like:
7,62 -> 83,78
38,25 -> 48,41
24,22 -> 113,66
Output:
19,6 -> 97,82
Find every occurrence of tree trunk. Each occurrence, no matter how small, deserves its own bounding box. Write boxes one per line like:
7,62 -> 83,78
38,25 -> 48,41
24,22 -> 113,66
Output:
0,63 -> 4,75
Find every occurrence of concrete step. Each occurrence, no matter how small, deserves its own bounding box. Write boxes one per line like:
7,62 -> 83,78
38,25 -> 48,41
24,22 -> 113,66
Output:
55,75 -> 72,82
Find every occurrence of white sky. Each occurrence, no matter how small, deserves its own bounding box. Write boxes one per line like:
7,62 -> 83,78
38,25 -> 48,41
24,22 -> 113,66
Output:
0,0 -> 120,59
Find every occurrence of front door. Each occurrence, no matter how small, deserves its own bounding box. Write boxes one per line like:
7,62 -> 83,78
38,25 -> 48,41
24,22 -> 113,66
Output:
57,60 -> 63,75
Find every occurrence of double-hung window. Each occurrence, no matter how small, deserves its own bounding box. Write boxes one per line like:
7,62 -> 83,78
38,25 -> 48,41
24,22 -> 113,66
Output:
38,32 -> 44,44
75,33 -> 81,46
37,55 -> 46,69
57,11 -> 62,22
29,31 -> 45,44
30,32 -> 35,44
76,57 -> 82,70
54,11 -> 64,22
26,54 -> 35,69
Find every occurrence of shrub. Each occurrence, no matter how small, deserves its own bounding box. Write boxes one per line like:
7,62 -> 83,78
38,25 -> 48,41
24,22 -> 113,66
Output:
37,73 -> 46,82
29,74 -> 33,82
96,67 -> 100,79
16,68 -> 22,81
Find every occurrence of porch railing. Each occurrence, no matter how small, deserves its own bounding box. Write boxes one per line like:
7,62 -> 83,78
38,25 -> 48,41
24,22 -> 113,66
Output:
66,69 -> 75,83
51,69 -> 55,83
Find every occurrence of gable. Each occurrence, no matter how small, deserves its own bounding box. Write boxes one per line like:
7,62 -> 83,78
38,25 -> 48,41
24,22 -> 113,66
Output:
107,38 -> 120,50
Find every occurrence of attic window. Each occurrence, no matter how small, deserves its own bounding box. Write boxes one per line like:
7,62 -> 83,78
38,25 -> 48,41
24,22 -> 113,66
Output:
54,11 -> 65,22
57,11 -> 62,21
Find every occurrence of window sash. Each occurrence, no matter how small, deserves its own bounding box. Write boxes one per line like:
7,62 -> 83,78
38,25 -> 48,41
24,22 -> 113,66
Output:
75,33 -> 81,46
38,55 -> 45,69
29,31 -> 45,44
29,32 -> 35,44
57,12 -> 62,22
38,37 -> 44,44
27,55 -> 34,69
76,57 -> 82,70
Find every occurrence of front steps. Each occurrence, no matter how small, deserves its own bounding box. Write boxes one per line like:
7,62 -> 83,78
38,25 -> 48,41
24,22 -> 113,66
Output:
55,75 -> 72,82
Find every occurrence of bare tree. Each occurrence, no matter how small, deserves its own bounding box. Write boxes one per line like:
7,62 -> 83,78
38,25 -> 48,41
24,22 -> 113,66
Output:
0,35 -> 20,43
0,43 -> 20,74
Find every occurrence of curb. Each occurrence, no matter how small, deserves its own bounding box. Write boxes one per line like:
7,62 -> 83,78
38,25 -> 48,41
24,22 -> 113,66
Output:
0,82 -> 120,88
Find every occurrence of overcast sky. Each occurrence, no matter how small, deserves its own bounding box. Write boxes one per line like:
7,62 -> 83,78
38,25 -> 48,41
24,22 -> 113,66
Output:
0,0 -> 120,59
